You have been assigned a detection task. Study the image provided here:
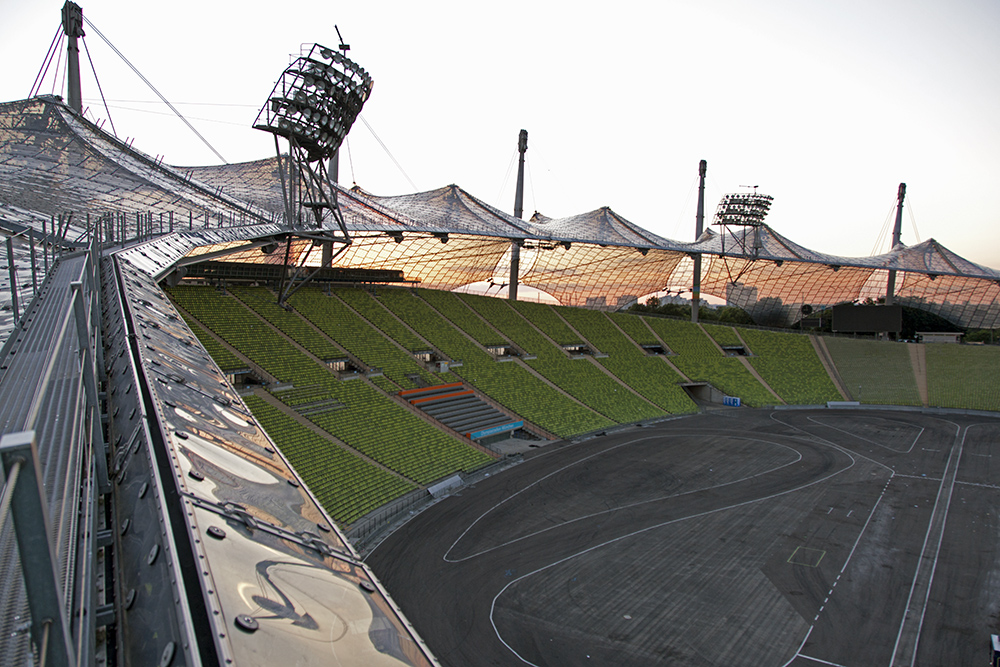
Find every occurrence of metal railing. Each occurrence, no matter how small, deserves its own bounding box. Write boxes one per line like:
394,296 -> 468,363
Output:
0,236 -> 106,667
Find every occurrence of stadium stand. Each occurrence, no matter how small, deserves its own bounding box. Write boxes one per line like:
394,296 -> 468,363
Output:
554,306 -> 697,414
419,288 -> 509,347
229,285 -> 343,360
740,328 -> 842,405
823,337 -> 922,406
302,380 -> 495,484
457,291 -> 667,424
925,343 -> 1000,412
376,287 -> 615,437
332,286 -> 434,352
290,287 -> 444,390
608,311 -> 663,347
644,316 -> 778,406
242,393 -> 417,523
167,285 -> 495,483
180,313 -> 246,372
167,285 -> 335,402
509,298 -> 584,345
701,322 -> 745,348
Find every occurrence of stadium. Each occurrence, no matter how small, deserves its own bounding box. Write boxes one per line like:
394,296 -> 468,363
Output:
3,5 -> 1000,667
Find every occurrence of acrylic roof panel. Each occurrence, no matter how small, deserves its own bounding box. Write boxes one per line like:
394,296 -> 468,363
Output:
363,184 -> 535,236
529,207 -> 672,247
4,96 -> 1000,329
0,98 -> 274,223
183,157 -> 286,215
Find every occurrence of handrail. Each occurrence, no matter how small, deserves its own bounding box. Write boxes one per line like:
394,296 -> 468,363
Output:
0,234 -> 105,667
0,430 -> 76,667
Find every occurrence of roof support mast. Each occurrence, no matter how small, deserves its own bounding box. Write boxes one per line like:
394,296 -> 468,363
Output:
691,159 -> 707,323
508,129 -> 527,301
62,1 -> 84,114
884,182 -> 906,307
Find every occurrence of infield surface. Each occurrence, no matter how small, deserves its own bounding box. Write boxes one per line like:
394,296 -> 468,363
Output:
366,409 -> 1000,666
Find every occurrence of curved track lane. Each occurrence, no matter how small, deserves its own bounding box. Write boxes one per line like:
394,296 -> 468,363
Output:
367,423 -> 853,666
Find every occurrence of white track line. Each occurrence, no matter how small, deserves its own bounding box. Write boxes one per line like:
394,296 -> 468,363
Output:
489,434 -> 855,665
446,432 -> 807,562
806,415 -> 924,454
889,420 -> 980,667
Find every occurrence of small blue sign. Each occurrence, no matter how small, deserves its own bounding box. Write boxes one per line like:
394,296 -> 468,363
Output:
723,396 -> 741,407
469,421 -> 523,440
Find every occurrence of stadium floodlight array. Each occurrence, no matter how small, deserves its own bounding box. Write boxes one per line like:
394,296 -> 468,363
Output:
253,41 -> 373,305
711,191 -> 775,261
712,192 -> 774,228
254,43 -> 373,162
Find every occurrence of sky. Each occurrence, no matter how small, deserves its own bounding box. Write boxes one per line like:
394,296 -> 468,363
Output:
2,0 -> 999,268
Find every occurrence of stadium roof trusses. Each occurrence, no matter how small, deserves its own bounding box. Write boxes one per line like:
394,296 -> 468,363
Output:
4,95 -> 1000,329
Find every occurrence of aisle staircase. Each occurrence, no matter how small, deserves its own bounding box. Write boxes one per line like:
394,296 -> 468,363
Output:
400,383 -> 523,440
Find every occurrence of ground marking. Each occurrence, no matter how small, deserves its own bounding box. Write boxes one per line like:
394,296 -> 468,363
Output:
487,433 -> 856,666
445,431 -> 808,563
891,422 -> 996,667
772,412 -> 895,667
806,415 -> 924,454
788,546 -> 826,567
798,654 -> 848,667
956,480 -> 1000,491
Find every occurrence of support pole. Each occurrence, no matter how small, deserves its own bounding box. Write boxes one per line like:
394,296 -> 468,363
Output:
61,2 -> 84,114
691,159 -> 707,323
509,129 -> 528,302
885,183 -> 906,307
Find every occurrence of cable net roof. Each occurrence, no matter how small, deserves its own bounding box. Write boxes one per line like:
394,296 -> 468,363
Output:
3,96 -> 1000,329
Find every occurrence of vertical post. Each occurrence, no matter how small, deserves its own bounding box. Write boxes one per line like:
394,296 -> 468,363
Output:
169,210 -> 174,233
29,227 -> 38,294
6,237 -> 19,323
885,182 -> 906,307
71,281 -> 110,493
43,218 -> 50,275
61,2 -> 84,114
89,236 -> 105,382
322,148 -> 339,267
0,431 -> 77,667
691,159 -> 707,323
509,129 -> 528,302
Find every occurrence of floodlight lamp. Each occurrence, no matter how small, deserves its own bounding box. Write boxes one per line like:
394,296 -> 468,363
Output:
712,192 -> 773,228
254,42 -> 372,161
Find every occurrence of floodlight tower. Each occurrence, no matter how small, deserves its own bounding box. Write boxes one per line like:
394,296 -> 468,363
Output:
712,189 -> 774,259
254,41 -> 373,304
